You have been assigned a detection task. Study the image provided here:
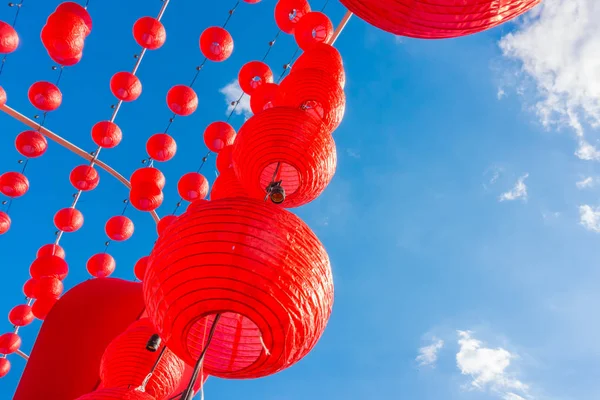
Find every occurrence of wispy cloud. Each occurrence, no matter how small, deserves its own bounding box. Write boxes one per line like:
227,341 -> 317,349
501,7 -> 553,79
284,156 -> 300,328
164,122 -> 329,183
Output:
346,148 -> 361,159
576,176 -> 596,189
416,338 -> 444,367
579,205 -> 600,232
499,174 -> 529,202
497,88 -> 506,100
219,80 -> 253,119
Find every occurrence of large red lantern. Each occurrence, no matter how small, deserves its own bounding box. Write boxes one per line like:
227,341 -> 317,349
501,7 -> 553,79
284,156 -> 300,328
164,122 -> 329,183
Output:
200,26 -> 234,62
143,197 -> 334,379
91,121 -> 122,148
105,216 -> 134,241
110,72 -> 142,102
0,211 -> 10,235
0,172 -> 29,198
203,121 -> 236,153
238,61 -> 273,95
15,130 -> 48,158
166,85 -> 198,116
146,133 -> 176,162
87,253 -> 116,278
133,16 -> 166,50
100,318 -> 185,399
294,12 -> 333,50
210,167 -> 248,201
29,255 -> 69,281
76,388 -> 156,400
339,0 -> 541,38
274,0 -> 311,34
28,81 -> 62,111
54,207 -> 84,232
70,165 -> 100,191
232,107 -> 337,208
0,21 -> 18,53
293,43 -> 345,89
215,145 -> 233,173
177,172 -> 209,202
250,82 -> 279,114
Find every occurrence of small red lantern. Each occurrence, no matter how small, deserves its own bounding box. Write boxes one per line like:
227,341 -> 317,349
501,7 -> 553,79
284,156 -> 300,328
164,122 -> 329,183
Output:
133,16 -> 166,50
105,215 -> 134,241
0,21 -> 18,53
204,121 -> 236,153
91,121 -> 122,148
130,167 -> 165,190
157,215 -> 177,236
34,277 -> 63,300
274,0 -> 311,34
0,211 -> 10,235
70,165 -> 100,191
294,12 -> 333,50
41,10 -> 86,64
177,172 -> 209,202
166,85 -> 198,116
28,81 -> 62,111
200,26 -> 234,62
87,253 -> 116,278
293,43 -> 345,88
15,130 -> 48,158
55,2 -> 93,35
216,145 -> 233,173
134,256 -> 149,281
22,279 -> 37,298
0,358 -> 10,378
0,333 -> 21,354
0,172 -> 29,198
238,61 -> 273,95
110,72 -> 142,102
129,183 -> 163,212
146,133 -> 176,162
250,82 -> 279,114
9,305 -> 34,327
31,297 -> 57,320
210,168 -> 248,201
54,207 -> 84,233
0,86 -> 6,106
37,244 -> 65,259
29,255 -> 69,280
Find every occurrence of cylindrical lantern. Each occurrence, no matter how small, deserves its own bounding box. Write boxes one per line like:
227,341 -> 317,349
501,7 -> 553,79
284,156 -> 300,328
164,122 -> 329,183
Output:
28,81 -> 62,111
0,211 -> 10,235
29,255 -> 69,281
210,167 -> 248,201
232,107 -> 337,208
146,133 -> 176,162
133,16 -> 166,50
143,197 -> 334,379
274,0 -> 311,34
110,72 -> 142,102
294,12 -> 333,50
200,26 -> 234,62
293,43 -> 345,89
0,172 -> 29,198
238,61 -> 273,95
15,130 -> 48,158
250,82 -> 278,114
105,216 -> 134,241
87,253 -> 116,278
91,121 -> 122,148
166,85 -> 198,116
0,21 -> 19,53
54,208 -> 84,232
70,165 -> 100,191
203,121 -> 236,153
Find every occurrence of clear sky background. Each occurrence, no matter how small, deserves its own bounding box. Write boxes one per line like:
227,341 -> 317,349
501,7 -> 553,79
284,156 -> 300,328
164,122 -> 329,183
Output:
0,0 -> 599,399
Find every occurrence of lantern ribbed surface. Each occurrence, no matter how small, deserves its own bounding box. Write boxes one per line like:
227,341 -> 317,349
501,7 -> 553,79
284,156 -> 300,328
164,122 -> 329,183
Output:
238,61 -> 273,96
76,388 -> 157,400
250,82 -> 278,114
294,12 -> 333,50
100,318 -> 184,400
143,197 -> 334,379
210,167 -> 248,200
15,131 -> 48,158
339,0 -> 541,38
0,172 -> 29,198
232,107 -> 337,208
293,43 -> 345,89
274,0 -> 311,34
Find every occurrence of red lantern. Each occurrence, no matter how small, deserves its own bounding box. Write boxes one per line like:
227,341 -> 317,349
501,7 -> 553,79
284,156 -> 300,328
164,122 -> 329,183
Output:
279,67 -> 345,133
34,277 -> 63,300
41,10 -> 86,65
204,121 -> 236,153
100,318 -> 185,399
70,165 -> 100,191
294,12 -> 333,50
293,43 -> 345,88
105,216 -> 134,241
0,358 -> 9,378
9,305 -> 34,327
0,211 -> 10,235
15,130 -> 48,158
146,133 -> 176,162
157,215 -> 177,236
129,183 -> 163,212
87,253 -> 116,278
0,333 -> 20,354
76,388 -> 156,400
91,121 -> 122,148
244,0 -> 261,3
143,197 -> 334,379
28,81 -> 62,111
216,145 -> 233,173
339,0 -> 541,38
238,61 -> 273,95
177,173 -> 209,202
130,167 -> 165,190
32,297 -> 58,320
29,255 -> 69,281
232,107 -> 336,208
56,2 -> 93,35
110,72 -> 142,102
133,16 -> 166,50
166,85 -> 198,116
23,279 -> 37,298
250,82 -> 278,114
0,172 -> 29,198
54,207 -> 84,233
134,256 -> 149,281
274,0 -> 311,34
0,21 -> 18,53
200,26 -> 234,62
37,244 -> 65,259
0,86 -> 6,106
210,168 -> 248,201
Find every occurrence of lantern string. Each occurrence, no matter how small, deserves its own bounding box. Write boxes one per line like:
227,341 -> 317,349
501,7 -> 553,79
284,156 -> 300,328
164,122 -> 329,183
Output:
135,345 -> 167,392
0,0 -> 25,77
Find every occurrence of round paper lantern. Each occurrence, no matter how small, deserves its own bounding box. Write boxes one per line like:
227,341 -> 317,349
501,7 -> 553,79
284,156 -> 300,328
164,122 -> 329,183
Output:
0,172 -> 29,198
9,305 -> 34,327
100,318 -> 185,399
0,358 -> 10,378
54,208 -> 84,233
87,253 -> 116,278
146,133 -> 176,162
238,61 -> 273,95
32,297 -> 58,320
143,197 -> 333,379
129,183 -> 163,212
76,388 -> 156,400
177,173 -> 209,202
41,11 -> 86,63
157,215 -> 177,236
15,130 -> 48,158
37,244 -> 65,259
0,86 -> 6,106
232,107 -> 337,208
200,26 -> 234,62
275,0 -> 311,34
30,255 -> 69,281
166,85 -> 198,116
110,72 -> 142,102
133,16 -> 166,50
130,167 -> 165,190
0,333 -> 21,354
210,167 -> 248,200
279,67 -> 345,133
105,216 -> 134,241
92,121 -> 122,148
23,279 -> 37,298
216,145 -> 233,173
0,21 -> 18,53
244,0 -> 261,3
0,212 -> 10,235
340,0 -> 541,38
34,277 -> 64,300
55,2 -> 93,35
250,82 -> 278,114
294,12 -> 333,50
204,121 -> 236,153
134,256 -> 148,281
70,165 -> 100,191
293,43 -> 345,88
28,81 -> 62,111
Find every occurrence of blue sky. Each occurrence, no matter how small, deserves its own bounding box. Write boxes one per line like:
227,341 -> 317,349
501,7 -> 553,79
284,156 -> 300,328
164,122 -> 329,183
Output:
1,0 -> 600,399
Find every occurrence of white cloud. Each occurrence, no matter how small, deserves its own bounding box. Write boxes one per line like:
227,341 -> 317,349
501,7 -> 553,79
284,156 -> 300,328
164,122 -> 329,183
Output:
456,331 -> 530,398
576,176 -> 596,189
219,80 -> 253,118
497,88 -> 506,100
346,148 -> 361,159
499,174 -> 529,202
416,338 -> 444,367
499,0 -> 600,160
579,205 -> 600,232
